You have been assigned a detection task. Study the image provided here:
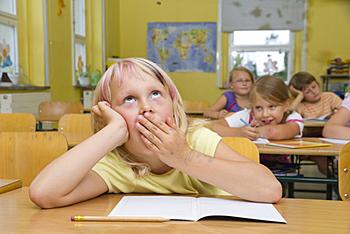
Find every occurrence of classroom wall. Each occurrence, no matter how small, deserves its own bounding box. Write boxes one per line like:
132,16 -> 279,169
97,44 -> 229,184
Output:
306,0 -> 350,86
105,0 -> 120,58
116,0 -> 350,104
117,0 -> 222,103
46,0 -> 80,101
8,0 -> 349,104
45,0 -> 104,101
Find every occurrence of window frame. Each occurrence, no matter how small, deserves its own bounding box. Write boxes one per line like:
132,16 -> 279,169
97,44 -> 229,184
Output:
228,30 -> 295,82
72,0 -> 87,86
0,1 -> 19,74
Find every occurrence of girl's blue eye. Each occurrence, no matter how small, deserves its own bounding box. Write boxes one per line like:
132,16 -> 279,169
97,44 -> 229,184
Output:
151,91 -> 161,98
124,96 -> 136,103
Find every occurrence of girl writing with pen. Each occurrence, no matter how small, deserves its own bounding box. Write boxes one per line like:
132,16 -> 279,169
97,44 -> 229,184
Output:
29,58 -> 281,208
209,75 -> 304,141
208,75 -> 304,172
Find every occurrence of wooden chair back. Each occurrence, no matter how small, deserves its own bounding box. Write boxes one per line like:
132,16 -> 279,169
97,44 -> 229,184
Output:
183,100 -> 209,113
339,142 -> 350,201
0,113 -> 36,132
58,113 -> 94,147
38,101 -> 84,122
222,137 -> 260,163
0,132 -> 68,186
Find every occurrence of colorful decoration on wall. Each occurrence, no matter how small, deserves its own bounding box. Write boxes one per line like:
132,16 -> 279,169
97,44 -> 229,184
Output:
0,39 -> 13,68
57,0 -> 66,16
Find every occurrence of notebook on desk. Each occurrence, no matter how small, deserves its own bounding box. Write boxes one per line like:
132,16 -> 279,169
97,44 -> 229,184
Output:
0,179 -> 22,194
108,196 -> 286,223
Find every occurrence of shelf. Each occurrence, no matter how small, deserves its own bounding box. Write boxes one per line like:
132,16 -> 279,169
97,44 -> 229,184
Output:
320,74 -> 350,92
321,74 -> 350,79
74,85 -> 96,90
0,84 -> 50,91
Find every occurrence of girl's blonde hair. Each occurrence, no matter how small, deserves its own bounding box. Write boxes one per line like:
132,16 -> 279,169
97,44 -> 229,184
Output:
250,75 -> 292,122
228,66 -> 254,83
250,75 -> 290,104
93,58 -> 188,176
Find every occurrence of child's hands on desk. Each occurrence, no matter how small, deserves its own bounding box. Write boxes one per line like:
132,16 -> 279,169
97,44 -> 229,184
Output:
136,112 -> 191,167
91,101 -> 129,146
238,126 -> 260,140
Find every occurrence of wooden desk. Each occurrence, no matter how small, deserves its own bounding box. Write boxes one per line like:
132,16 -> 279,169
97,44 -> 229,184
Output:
257,138 -> 342,156
256,138 -> 343,199
1,188 -> 350,234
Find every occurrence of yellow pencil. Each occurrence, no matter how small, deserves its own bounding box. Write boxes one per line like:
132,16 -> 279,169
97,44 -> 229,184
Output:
71,215 -> 170,222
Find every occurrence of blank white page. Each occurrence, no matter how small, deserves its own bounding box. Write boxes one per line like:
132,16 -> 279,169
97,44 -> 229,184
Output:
109,196 -> 196,221
197,197 -> 286,223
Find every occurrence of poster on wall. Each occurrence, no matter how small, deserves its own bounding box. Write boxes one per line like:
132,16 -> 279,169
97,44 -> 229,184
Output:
147,22 -> 217,73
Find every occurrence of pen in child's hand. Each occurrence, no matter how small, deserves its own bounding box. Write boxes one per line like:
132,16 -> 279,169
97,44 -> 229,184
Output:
240,118 -> 250,127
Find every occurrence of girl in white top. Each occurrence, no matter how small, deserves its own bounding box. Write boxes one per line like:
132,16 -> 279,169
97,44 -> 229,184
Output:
323,93 -> 350,139
210,75 -> 304,140
29,58 -> 281,208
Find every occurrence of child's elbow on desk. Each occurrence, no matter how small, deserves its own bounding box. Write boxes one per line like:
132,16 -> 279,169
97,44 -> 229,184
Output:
29,186 -> 60,209
265,182 -> 283,203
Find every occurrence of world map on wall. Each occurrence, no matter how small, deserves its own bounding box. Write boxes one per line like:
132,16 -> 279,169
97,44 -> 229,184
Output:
147,22 -> 217,72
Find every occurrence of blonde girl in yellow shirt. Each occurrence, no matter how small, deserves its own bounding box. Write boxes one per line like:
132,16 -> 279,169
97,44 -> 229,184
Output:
29,58 -> 281,208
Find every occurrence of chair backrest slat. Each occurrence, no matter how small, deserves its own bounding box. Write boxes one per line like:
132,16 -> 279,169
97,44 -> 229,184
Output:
58,113 -> 93,147
0,113 -> 36,132
183,100 -> 209,113
222,137 -> 260,163
38,101 -> 83,122
0,132 -> 68,186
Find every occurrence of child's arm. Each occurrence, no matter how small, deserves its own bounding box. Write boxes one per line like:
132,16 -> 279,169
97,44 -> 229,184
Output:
208,118 -> 259,140
203,95 -> 228,119
137,113 -> 282,203
29,102 -> 129,208
288,85 -> 304,111
323,107 -> 350,139
257,122 -> 300,140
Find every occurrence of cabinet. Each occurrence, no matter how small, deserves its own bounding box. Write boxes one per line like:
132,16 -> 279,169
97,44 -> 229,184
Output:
320,74 -> 350,94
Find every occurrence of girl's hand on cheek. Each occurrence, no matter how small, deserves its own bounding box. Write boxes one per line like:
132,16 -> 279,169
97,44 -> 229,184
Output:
92,101 -> 129,145
289,85 -> 303,97
136,113 -> 191,167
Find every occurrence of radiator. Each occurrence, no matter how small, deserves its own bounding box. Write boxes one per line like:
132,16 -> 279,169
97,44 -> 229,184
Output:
0,92 -> 51,118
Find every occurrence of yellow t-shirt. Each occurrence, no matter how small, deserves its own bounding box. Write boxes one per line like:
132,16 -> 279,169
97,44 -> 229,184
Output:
92,127 -> 230,195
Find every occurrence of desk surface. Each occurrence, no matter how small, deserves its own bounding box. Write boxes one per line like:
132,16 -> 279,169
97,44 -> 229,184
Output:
1,188 -> 350,234
257,138 -> 343,156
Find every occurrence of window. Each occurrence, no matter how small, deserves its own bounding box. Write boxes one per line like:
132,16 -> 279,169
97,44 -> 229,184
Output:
228,30 -> 294,82
0,0 -> 18,76
72,0 -> 87,85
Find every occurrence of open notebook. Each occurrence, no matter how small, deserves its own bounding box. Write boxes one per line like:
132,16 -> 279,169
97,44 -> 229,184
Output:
109,196 -> 286,223
253,138 -> 331,149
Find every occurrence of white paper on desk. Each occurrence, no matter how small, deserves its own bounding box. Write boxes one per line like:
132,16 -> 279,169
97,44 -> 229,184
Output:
109,196 -> 286,223
320,138 -> 350,145
252,138 -> 270,144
